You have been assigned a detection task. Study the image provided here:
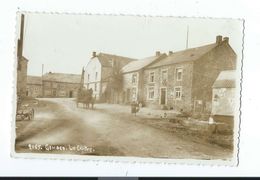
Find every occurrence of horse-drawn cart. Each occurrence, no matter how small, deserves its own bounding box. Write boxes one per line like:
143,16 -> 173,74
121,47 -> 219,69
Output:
76,87 -> 95,109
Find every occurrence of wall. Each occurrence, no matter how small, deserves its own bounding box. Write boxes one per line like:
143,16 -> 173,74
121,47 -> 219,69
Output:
212,87 -> 236,116
17,57 -> 28,98
192,42 -> 237,113
84,58 -> 102,100
26,84 -> 42,97
143,62 -> 193,111
43,81 -> 79,98
122,71 -> 140,103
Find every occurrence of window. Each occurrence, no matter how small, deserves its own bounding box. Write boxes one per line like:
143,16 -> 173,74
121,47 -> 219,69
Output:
147,87 -> 155,100
149,72 -> 155,83
161,69 -> 168,84
174,87 -> 182,100
132,74 -> 137,84
95,72 -> 98,81
176,67 -> 183,81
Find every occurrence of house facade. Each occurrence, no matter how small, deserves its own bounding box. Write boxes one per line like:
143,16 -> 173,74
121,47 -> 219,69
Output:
143,36 -> 237,113
26,76 -> 42,98
212,70 -> 236,124
42,72 -> 81,98
121,52 -> 167,104
84,52 -> 136,103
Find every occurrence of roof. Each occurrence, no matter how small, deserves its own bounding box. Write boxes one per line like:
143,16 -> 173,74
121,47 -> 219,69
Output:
93,53 -> 136,67
27,75 -> 42,85
147,43 -> 217,68
213,70 -> 236,88
43,73 -> 81,84
121,54 -> 167,73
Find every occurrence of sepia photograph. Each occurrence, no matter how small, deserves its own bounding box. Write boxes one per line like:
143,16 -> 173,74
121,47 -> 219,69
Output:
13,12 -> 243,164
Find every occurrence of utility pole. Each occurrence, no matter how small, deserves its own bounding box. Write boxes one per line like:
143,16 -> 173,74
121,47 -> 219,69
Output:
41,64 -> 44,97
186,25 -> 189,49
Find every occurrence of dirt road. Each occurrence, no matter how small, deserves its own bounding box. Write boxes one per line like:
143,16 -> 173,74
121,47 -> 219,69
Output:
16,98 -> 232,160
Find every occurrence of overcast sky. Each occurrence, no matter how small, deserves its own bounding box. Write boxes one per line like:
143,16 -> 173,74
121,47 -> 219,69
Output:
17,13 -> 243,76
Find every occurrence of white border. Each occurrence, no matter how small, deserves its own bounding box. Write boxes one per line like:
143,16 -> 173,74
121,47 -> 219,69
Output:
2,0 -> 259,177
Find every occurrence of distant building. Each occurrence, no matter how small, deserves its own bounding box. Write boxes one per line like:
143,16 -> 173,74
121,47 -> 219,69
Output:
42,72 -> 81,98
26,76 -> 42,98
17,14 -> 28,99
212,70 -> 236,124
121,51 -> 167,104
143,35 -> 237,113
84,52 -> 136,103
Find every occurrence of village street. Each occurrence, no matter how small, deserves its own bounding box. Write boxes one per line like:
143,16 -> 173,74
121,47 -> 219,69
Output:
16,98 -> 232,160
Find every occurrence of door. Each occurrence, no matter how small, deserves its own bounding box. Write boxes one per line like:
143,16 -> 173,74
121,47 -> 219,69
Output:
53,90 -> 57,97
69,91 -> 73,98
160,88 -> 166,105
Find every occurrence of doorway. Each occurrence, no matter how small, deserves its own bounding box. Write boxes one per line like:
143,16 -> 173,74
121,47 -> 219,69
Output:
160,88 -> 166,105
69,91 -> 73,98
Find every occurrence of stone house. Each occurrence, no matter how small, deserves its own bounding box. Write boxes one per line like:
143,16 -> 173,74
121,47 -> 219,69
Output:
17,14 -> 28,99
121,51 -> 167,104
143,35 -> 237,114
42,72 -> 81,98
26,76 -> 43,98
84,52 -> 136,103
212,70 -> 236,125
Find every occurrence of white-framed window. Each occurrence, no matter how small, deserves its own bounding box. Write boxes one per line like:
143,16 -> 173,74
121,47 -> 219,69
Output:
176,67 -> 183,81
174,86 -> 182,100
132,73 -> 137,84
161,69 -> 168,84
147,87 -> 155,100
149,72 -> 155,83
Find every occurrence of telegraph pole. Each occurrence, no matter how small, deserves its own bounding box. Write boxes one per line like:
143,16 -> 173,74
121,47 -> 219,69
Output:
186,25 -> 189,49
41,64 -> 44,97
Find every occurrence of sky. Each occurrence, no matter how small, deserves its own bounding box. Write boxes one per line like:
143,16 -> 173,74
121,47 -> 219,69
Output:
17,13 -> 243,76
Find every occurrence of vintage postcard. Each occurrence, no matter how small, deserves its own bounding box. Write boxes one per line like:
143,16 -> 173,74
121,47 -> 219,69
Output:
12,12 -> 243,165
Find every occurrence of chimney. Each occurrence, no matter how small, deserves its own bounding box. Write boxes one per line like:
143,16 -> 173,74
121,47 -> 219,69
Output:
156,51 -> 161,56
168,51 -> 173,55
216,35 -> 222,44
17,14 -> 25,57
92,51 -> 97,57
223,37 -> 229,43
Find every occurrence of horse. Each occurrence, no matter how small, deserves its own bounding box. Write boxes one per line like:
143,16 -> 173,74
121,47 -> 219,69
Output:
76,88 -> 94,109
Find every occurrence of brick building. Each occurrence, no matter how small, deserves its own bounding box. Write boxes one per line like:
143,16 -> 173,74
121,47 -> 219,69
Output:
42,72 -> 81,98
212,70 -> 236,124
17,14 -> 28,99
143,36 -> 237,113
121,51 -> 167,104
26,76 -> 42,98
84,52 -> 136,103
